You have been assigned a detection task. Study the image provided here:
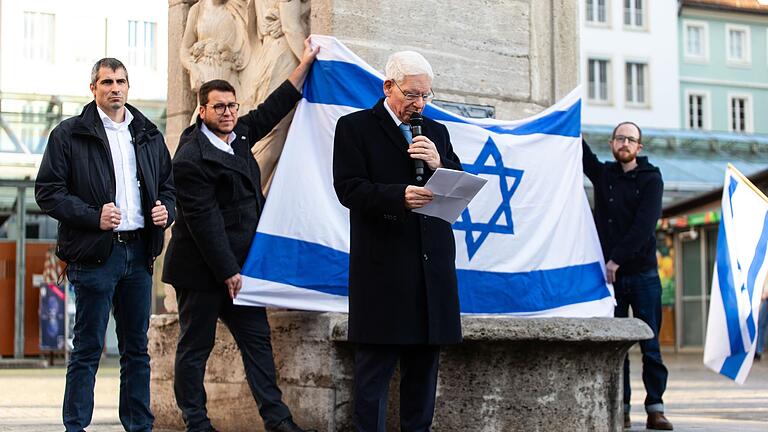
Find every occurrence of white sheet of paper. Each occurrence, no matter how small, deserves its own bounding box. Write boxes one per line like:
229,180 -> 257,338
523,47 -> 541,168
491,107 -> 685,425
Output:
412,168 -> 488,223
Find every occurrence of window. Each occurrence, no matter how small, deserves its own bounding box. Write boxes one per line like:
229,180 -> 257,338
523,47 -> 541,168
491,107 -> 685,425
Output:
127,20 -> 157,69
726,24 -> 751,65
587,59 -> 610,103
586,0 -> 607,24
624,0 -> 644,28
728,95 -> 752,133
625,62 -> 647,105
683,21 -> 708,62
23,12 -> 55,62
685,92 -> 708,130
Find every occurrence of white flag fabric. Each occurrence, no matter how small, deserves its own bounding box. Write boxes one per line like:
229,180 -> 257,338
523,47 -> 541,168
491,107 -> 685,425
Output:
703,164 -> 768,384
235,35 -> 614,317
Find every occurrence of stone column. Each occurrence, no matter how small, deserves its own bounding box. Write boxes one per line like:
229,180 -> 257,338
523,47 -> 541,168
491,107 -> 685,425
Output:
163,0 -> 199,313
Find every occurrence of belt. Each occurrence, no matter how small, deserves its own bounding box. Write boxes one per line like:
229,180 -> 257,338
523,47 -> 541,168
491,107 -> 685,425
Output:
113,230 -> 141,243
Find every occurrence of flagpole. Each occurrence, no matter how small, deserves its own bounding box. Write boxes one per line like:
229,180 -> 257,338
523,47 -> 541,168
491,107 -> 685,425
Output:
727,163 -> 768,205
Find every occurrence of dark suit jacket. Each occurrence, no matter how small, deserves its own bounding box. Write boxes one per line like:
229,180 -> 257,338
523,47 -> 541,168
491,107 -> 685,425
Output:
162,80 -> 301,290
333,98 -> 463,345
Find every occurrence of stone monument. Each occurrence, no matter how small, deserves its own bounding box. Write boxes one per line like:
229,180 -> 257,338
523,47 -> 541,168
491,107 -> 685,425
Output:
153,2 -> 649,432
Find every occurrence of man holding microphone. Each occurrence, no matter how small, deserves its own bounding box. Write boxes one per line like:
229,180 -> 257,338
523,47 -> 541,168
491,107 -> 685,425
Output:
333,50 -> 463,431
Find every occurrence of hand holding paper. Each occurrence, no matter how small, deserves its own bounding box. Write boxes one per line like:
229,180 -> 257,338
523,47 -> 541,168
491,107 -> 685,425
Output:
412,168 -> 487,223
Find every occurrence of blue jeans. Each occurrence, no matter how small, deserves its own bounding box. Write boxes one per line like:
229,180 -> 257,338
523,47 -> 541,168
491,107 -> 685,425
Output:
63,237 -> 154,432
614,269 -> 668,414
757,299 -> 768,355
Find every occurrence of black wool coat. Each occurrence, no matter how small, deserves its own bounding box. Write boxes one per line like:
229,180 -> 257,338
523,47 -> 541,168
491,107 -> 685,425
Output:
333,98 -> 463,346
35,101 -> 175,268
162,80 -> 301,290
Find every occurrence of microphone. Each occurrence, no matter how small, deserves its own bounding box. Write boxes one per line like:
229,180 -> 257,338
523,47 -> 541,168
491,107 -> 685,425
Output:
409,112 -> 425,182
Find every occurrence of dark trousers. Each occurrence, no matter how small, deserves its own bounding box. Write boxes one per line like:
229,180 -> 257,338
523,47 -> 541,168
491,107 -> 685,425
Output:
614,269 -> 668,414
174,288 -> 292,431
353,344 -> 440,432
63,238 -> 153,432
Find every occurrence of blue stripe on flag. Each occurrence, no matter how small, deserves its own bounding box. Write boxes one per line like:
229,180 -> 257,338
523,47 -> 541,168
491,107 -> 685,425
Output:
456,262 -> 610,313
728,176 -> 738,218
242,233 -> 349,297
715,218 -> 746,357
304,59 -> 580,138
720,351 -> 748,380
241,234 -> 611,313
745,211 -> 768,342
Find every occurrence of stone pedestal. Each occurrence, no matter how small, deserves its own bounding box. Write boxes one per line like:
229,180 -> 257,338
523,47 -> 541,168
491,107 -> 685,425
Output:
149,312 -> 652,431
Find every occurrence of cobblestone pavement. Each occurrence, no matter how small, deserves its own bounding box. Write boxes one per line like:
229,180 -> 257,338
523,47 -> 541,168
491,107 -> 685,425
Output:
0,351 -> 766,431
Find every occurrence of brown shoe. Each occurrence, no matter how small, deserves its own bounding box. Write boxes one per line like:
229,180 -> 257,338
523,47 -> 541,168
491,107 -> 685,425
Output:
646,412 -> 673,430
623,412 -> 631,428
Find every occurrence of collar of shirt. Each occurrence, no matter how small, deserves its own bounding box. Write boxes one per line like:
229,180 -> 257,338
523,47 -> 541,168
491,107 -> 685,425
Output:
383,97 -> 404,127
200,122 -> 236,155
96,105 -> 133,132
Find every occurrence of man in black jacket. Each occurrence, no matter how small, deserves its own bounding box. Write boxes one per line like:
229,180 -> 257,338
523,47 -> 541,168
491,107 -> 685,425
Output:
35,58 -> 175,432
333,50 -> 462,432
582,122 -> 673,431
162,38 -> 318,432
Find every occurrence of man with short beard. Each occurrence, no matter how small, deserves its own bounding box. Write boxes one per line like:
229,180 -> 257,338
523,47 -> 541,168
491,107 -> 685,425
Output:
163,38 -> 318,432
582,122 -> 672,431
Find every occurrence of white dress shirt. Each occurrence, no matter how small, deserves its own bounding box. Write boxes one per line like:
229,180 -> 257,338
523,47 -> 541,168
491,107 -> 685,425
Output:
201,122 -> 236,155
97,106 -> 144,231
383,97 -> 405,128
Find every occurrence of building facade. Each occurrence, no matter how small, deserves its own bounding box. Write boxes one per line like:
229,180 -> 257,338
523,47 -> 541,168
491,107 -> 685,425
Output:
580,0 -> 681,128
0,0 -> 168,181
679,0 -> 768,134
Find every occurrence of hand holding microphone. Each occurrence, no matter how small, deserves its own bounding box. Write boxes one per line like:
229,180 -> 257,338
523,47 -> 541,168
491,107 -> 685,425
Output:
408,113 -> 442,180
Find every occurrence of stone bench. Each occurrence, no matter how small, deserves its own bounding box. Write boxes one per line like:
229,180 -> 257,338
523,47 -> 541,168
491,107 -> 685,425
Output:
149,312 -> 652,431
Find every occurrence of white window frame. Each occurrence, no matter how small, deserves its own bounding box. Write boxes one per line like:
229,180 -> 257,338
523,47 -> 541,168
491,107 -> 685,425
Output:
727,93 -> 753,133
725,24 -> 751,66
623,0 -> 647,31
23,11 -> 55,63
127,20 -> 158,70
683,20 -> 709,64
585,0 -> 610,27
587,57 -> 612,105
625,61 -> 650,108
684,89 -> 711,131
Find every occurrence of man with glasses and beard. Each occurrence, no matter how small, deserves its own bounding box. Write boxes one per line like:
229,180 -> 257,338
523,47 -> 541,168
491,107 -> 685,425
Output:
582,122 -> 673,431
333,51 -> 463,431
162,38 -> 318,432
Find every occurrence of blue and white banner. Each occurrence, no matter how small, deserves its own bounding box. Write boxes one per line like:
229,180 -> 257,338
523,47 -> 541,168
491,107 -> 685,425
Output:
235,35 -> 614,317
704,164 -> 768,384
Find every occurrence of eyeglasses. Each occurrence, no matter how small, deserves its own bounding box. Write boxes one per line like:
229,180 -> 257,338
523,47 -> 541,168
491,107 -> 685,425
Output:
613,135 -> 640,145
393,80 -> 435,103
205,102 -> 240,115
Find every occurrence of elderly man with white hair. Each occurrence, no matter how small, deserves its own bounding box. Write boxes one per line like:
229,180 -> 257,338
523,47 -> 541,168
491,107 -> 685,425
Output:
333,51 -> 463,431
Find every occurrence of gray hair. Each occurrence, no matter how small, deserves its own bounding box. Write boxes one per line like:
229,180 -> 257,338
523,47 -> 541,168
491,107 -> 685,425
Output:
384,51 -> 434,83
90,58 -> 128,85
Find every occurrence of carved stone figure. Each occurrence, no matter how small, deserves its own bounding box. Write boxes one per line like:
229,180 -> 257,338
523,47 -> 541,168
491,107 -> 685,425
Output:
241,0 -> 311,192
180,0 -> 252,104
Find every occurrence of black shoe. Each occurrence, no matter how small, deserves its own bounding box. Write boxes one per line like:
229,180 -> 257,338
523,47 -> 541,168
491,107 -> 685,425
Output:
623,411 -> 631,428
755,352 -> 762,361
266,419 -> 317,432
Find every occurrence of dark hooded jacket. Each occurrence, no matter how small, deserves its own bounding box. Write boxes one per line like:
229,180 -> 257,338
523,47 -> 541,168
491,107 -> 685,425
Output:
582,139 -> 663,277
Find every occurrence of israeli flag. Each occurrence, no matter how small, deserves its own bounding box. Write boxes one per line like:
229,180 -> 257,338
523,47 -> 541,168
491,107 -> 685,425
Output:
703,164 -> 768,384
235,35 -> 614,317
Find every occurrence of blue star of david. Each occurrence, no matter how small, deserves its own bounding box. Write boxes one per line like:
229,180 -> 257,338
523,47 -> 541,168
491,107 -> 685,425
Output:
452,136 -> 523,260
